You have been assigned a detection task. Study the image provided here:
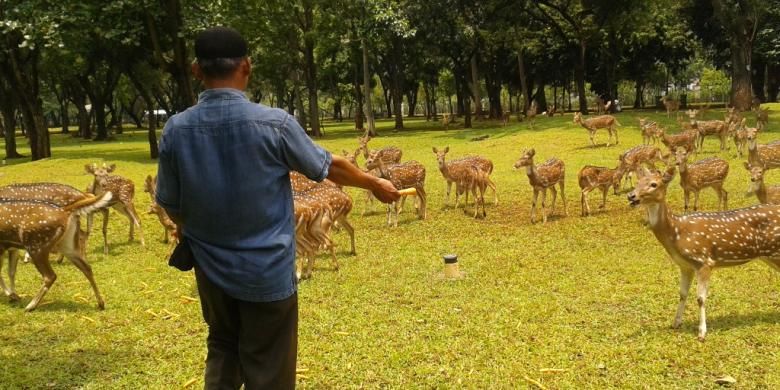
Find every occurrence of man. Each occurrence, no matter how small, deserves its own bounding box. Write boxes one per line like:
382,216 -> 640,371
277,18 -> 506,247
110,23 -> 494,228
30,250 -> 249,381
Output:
155,27 -> 399,389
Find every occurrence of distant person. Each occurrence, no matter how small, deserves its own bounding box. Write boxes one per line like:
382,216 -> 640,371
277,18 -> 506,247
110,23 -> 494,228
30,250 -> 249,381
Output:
155,26 -> 399,389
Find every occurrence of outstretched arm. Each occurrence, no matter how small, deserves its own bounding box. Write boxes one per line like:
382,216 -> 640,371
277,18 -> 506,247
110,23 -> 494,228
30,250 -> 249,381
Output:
327,155 -> 400,204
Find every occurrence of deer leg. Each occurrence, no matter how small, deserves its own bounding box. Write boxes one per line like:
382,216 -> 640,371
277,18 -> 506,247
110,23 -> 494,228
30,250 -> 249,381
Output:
338,216 -> 356,255
123,203 -> 146,247
693,191 -> 700,212
549,186 -> 558,215
696,266 -> 711,341
530,189 -> 539,223
398,195 -> 407,214
0,250 -> 18,300
101,208 -> 110,255
721,187 -> 728,210
445,180 -> 452,207
683,190 -> 690,212
673,267 -> 694,329
600,187 -> 608,209
417,186 -> 427,220
580,189 -> 588,217
589,130 -> 597,147
65,254 -> 105,310
614,128 -> 619,145
560,180 -> 567,216
540,188 -> 548,224
25,252 -> 57,312
385,203 -> 392,227
489,177 -> 498,205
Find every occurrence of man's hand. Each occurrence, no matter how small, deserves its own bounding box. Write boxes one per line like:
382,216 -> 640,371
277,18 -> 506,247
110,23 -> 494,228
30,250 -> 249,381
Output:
371,178 -> 401,203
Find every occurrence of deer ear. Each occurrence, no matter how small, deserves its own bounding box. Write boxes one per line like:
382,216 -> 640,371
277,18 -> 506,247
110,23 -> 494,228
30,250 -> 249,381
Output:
342,149 -> 349,156
528,148 -> 535,156
444,146 -> 449,153
744,162 -> 751,170
663,167 -> 676,183
432,147 -> 438,153
107,164 -> 116,172
85,164 -> 94,174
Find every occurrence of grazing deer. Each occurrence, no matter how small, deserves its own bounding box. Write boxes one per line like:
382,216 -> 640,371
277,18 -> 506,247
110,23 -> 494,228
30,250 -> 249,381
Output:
0,192 -> 112,311
745,162 -> 780,205
293,194 -> 333,280
143,175 -> 178,245
513,148 -> 566,223
617,145 -> 665,189
577,165 -> 623,216
432,146 -> 497,207
365,151 -> 427,227
662,96 -> 680,118
85,163 -> 145,253
746,128 -> 780,170
573,112 -> 620,147
639,118 -> 661,145
757,107 -> 769,131
660,128 -> 698,156
674,148 -> 729,211
628,167 -> 780,340
0,183 -> 103,264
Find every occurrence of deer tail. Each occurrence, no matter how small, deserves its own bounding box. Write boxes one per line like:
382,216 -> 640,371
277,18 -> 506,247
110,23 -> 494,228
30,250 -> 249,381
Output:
65,191 -> 113,216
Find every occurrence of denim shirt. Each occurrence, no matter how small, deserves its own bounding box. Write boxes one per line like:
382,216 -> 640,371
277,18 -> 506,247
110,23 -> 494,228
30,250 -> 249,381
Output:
156,88 -> 331,302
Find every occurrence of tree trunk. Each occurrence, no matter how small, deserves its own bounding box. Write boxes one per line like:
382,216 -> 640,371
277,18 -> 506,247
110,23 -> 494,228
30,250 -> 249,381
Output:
574,42 -> 589,114
128,72 -> 159,158
0,96 -> 23,159
729,40 -> 753,110
470,54 -> 482,118
392,66 -> 404,129
59,100 -> 70,133
361,38 -> 376,136
633,80 -> 644,109
353,78 -> 364,131
302,2 -> 321,137
93,99 -> 108,140
517,51 -> 530,112
533,82 -> 548,113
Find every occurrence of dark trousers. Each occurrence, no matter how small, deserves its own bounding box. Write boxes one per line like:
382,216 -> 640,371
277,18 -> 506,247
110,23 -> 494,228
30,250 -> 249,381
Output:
195,267 -> 298,390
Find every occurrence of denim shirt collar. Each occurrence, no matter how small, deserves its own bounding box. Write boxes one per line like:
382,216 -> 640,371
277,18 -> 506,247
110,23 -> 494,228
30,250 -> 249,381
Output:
198,88 -> 249,103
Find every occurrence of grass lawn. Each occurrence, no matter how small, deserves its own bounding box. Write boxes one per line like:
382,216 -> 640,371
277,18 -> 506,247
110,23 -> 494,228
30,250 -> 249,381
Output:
2,106 -> 780,388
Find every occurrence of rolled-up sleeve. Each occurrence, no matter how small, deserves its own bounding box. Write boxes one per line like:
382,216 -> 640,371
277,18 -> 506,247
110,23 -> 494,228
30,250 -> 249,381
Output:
156,123 -> 181,214
278,114 -> 332,181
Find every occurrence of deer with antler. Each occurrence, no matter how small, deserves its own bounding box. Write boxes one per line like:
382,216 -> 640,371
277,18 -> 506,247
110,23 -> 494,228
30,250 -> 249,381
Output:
0,192 -> 112,310
432,146 -> 497,208
746,128 -> 780,170
573,112 -> 620,147
513,148 -> 567,223
673,148 -> 729,212
365,150 -> 426,227
628,167 -> 780,340
745,162 -> 780,205
577,165 -> 624,216
85,163 -> 145,253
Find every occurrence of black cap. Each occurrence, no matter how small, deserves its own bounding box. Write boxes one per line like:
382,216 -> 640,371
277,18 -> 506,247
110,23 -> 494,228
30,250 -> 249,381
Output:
194,27 -> 248,60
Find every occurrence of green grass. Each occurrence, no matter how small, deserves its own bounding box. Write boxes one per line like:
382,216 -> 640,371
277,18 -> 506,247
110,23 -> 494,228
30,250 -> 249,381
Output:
3,107 -> 780,388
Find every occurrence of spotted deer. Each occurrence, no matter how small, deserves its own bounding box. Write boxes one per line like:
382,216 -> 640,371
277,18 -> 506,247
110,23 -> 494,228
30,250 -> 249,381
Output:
463,165 -> 489,218
757,107 -> 769,131
745,162 -> 780,205
746,128 -> 780,170
639,118 -> 661,145
357,134 -> 403,163
729,119 -> 749,157
292,179 -> 355,279
578,165 -> 623,216
0,192 -> 112,311
513,148 -> 566,223
0,183 -> 103,264
365,151 -> 426,227
432,147 -> 497,207
617,145 -> 665,189
660,128 -> 698,156
501,111 -> 511,126
143,175 -> 178,245
573,112 -> 620,147
85,163 -> 145,252
674,148 -> 729,211
693,119 -> 728,151
628,167 -> 780,340
663,97 -> 680,118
